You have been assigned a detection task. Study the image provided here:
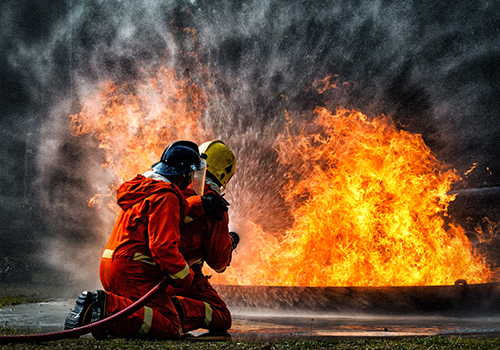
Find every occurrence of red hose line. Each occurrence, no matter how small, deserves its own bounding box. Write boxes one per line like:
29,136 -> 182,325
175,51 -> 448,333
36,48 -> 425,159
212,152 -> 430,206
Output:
0,277 -> 170,344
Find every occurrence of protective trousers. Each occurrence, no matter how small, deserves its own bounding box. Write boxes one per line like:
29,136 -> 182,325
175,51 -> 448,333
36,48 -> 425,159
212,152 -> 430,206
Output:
100,256 -> 183,339
167,270 -> 231,332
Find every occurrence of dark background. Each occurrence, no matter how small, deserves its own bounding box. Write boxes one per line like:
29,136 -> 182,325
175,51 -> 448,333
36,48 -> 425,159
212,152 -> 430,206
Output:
1,0 -> 499,295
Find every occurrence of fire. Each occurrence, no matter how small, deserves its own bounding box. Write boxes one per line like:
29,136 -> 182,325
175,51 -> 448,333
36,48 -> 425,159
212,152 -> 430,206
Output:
212,107 -> 492,286
69,67 -> 492,287
70,65 -> 212,186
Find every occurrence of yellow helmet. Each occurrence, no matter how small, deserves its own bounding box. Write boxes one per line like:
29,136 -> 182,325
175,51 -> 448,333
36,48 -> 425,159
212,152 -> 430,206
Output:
199,140 -> 235,188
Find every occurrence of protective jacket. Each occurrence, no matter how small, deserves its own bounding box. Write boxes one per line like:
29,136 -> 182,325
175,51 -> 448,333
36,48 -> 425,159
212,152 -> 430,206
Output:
102,174 -> 191,280
99,174 -> 193,339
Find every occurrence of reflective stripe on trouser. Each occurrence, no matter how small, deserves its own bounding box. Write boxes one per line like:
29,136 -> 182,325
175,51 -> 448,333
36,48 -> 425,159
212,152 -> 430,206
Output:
139,306 -> 153,336
173,296 -> 212,332
168,279 -> 232,332
100,256 -> 183,339
105,292 -> 183,339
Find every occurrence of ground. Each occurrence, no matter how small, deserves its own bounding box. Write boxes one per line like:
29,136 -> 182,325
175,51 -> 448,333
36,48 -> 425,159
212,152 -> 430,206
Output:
2,299 -> 500,348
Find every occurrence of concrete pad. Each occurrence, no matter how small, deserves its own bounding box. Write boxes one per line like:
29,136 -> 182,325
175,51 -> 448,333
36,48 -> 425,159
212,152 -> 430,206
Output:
228,308 -> 500,341
2,300 -> 500,342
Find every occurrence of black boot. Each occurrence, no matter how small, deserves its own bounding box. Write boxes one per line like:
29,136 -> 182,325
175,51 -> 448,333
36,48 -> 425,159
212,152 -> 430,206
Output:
64,291 -> 93,331
90,290 -> 108,340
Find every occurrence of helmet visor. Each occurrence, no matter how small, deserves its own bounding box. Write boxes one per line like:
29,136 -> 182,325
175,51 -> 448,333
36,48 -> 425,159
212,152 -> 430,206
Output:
191,160 -> 207,196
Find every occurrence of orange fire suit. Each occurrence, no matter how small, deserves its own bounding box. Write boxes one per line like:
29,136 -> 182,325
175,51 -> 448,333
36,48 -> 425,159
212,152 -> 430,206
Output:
99,174 -> 194,339
167,185 -> 233,333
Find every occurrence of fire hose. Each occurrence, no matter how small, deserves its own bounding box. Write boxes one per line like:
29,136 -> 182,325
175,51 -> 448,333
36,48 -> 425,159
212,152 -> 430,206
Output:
1,235 -> 239,344
0,276 -> 170,344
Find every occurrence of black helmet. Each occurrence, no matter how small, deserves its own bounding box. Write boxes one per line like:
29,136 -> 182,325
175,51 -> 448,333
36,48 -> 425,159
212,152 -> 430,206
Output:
151,140 -> 201,177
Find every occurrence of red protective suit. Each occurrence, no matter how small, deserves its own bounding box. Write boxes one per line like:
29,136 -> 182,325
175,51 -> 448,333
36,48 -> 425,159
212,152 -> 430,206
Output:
99,174 -> 193,339
167,184 -> 233,333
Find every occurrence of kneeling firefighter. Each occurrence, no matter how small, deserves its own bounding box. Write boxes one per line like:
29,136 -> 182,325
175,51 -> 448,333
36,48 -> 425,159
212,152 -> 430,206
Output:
64,140 -> 209,340
168,139 -> 239,340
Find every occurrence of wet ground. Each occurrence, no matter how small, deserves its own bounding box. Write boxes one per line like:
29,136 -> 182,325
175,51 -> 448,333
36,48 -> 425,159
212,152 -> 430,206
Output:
229,308 -> 500,340
2,300 -> 500,341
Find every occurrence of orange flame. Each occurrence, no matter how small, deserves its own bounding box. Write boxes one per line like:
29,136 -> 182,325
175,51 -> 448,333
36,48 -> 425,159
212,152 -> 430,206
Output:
212,107 -> 491,286
70,67 -> 492,286
70,66 -> 212,185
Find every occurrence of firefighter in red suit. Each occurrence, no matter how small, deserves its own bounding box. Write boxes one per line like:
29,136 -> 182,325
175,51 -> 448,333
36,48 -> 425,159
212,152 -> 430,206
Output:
167,140 -> 238,340
64,140 -> 208,340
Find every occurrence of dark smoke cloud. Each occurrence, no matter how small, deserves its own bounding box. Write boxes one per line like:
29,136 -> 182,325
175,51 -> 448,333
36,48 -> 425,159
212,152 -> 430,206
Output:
1,0 -> 500,292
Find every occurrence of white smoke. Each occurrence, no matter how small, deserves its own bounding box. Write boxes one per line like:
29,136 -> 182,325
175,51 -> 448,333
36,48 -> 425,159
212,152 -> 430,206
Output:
2,0 -> 500,291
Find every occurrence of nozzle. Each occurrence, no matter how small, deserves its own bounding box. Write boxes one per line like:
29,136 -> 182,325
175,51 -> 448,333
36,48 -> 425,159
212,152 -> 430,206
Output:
229,231 -> 240,250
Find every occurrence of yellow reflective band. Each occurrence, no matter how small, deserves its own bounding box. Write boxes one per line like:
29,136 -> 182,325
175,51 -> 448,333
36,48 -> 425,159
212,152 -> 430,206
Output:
169,262 -> 190,280
102,249 -> 113,259
203,302 -> 212,327
133,253 -> 157,266
139,306 -> 153,336
184,215 -> 194,223
192,259 -> 204,266
214,266 -> 227,273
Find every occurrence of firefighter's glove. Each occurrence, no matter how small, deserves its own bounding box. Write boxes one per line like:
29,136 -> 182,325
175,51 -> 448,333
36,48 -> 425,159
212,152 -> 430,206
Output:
171,268 -> 194,289
229,231 -> 240,251
201,193 -> 228,221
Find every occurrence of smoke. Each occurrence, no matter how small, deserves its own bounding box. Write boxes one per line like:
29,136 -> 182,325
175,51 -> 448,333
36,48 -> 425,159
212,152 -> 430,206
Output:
1,0 -> 500,292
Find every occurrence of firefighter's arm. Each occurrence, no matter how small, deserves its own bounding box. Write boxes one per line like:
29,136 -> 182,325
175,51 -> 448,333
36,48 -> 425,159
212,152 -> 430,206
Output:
185,195 -> 205,221
185,190 -> 229,223
203,212 -> 233,273
148,192 -> 193,286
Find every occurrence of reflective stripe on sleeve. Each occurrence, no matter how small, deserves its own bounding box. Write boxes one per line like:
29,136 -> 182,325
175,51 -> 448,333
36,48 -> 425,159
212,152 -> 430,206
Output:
169,262 -> 190,280
138,306 -> 153,336
102,249 -> 113,259
202,302 -> 213,327
133,253 -> 157,266
190,258 -> 203,266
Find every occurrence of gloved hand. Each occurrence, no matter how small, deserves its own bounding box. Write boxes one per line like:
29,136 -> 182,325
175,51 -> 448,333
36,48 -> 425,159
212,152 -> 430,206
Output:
171,267 -> 194,289
201,193 -> 229,221
229,231 -> 240,251
227,232 -> 240,266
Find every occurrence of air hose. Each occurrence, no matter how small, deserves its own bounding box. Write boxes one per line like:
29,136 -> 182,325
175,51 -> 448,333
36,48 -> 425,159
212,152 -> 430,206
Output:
0,277 -> 170,344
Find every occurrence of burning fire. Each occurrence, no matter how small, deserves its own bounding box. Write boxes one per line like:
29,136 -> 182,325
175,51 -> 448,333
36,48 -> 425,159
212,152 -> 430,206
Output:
70,66 -> 212,185
214,107 -> 491,286
70,68 -> 492,287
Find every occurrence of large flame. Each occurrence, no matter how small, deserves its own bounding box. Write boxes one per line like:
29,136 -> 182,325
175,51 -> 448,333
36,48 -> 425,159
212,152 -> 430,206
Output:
214,107 -> 491,286
69,67 -> 492,287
